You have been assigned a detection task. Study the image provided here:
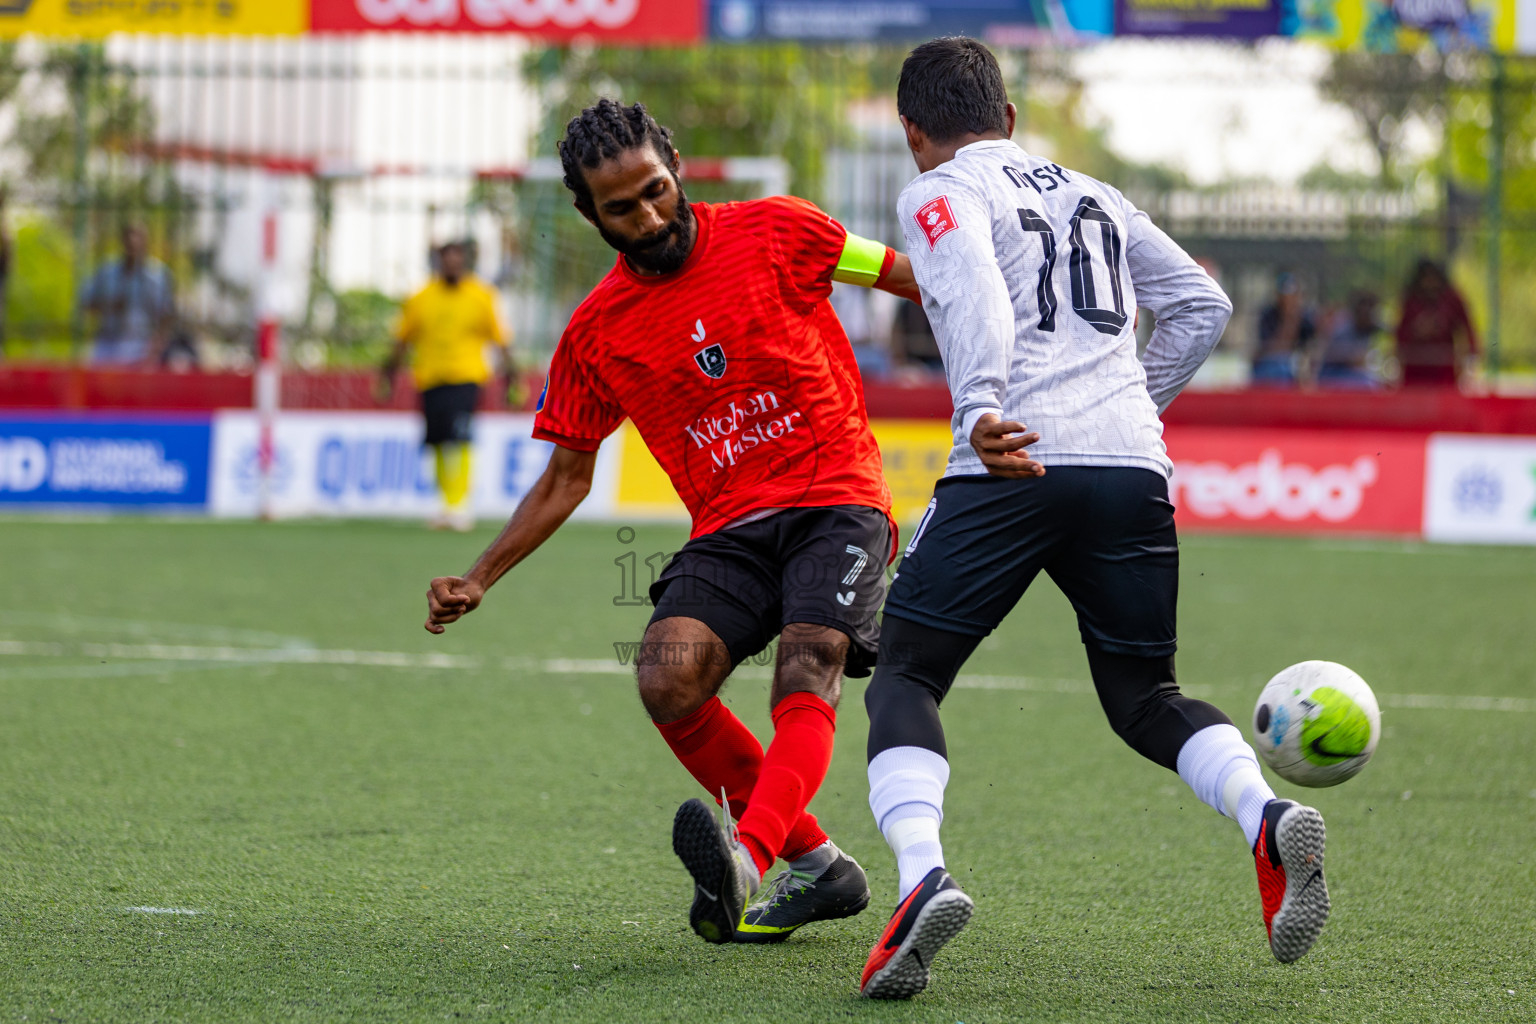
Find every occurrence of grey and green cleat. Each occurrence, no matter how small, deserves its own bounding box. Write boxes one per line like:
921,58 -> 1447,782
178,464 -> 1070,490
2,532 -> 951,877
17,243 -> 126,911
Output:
672,796 -> 757,944
734,849 -> 872,944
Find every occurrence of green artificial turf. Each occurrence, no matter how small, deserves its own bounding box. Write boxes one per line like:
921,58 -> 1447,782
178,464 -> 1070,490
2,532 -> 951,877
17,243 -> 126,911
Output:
1,519 -> 1533,1022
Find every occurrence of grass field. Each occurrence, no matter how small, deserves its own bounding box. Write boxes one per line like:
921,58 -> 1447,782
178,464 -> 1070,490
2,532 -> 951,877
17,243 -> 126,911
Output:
2,518 -> 1534,1023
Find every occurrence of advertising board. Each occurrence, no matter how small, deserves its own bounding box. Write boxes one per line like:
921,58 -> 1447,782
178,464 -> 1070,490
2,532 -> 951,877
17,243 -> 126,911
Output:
0,0 -> 306,37
310,0 -> 703,41
611,421 -> 1435,537
0,414 -> 211,510
1114,0 -> 1281,38
707,0 -> 1112,42
209,410 -> 618,519
1424,433 -> 1536,544
1162,427 -> 1426,535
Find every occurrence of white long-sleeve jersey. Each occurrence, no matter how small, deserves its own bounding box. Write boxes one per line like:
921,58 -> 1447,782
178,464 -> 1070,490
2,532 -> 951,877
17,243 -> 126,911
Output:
898,140 -> 1232,479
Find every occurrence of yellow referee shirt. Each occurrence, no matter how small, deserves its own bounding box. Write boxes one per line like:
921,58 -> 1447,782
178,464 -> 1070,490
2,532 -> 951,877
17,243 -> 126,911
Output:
396,276 -> 509,391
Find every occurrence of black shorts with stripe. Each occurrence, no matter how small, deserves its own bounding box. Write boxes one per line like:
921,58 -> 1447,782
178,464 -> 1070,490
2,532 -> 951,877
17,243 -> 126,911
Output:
886,467 -> 1178,656
649,505 -> 892,677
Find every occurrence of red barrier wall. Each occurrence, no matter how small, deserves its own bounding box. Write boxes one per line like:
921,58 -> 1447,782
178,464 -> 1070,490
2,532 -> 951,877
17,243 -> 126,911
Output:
0,365 -> 546,414
4,364 -> 1535,435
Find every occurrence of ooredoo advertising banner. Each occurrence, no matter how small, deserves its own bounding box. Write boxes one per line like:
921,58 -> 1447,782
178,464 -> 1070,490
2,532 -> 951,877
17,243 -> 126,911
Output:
0,414 -> 211,510
611,421 -> 1436,537
1424,434 -> 1536,545
1163,427 -> 1426,535
310,0 -> 703,41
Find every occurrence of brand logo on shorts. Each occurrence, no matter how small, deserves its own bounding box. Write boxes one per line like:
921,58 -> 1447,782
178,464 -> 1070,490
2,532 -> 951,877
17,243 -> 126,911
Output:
836,544 -> 869,605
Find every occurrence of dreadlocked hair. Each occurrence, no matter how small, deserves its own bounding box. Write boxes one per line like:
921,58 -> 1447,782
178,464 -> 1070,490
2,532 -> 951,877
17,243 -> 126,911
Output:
558,98 -> 676,210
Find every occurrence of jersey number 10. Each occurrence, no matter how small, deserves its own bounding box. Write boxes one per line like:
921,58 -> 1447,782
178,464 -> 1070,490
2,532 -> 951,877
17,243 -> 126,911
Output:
1015,197 -> 1128,337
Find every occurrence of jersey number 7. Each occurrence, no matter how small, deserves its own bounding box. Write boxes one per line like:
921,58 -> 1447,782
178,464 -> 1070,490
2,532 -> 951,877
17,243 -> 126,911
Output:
1015,197 -> 1128,337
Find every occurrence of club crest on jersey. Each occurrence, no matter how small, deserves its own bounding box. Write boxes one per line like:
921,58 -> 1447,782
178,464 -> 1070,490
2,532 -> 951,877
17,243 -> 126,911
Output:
915,195 -> 958,249
694,344 -> 727,379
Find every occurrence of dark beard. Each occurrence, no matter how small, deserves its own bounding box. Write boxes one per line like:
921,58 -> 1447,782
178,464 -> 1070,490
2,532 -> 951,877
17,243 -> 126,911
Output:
602,193 -> 696,276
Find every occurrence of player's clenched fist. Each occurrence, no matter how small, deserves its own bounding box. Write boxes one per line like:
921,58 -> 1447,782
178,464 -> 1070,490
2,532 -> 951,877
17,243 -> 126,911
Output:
969,413 -> 1045,479
425,576 -> 485,633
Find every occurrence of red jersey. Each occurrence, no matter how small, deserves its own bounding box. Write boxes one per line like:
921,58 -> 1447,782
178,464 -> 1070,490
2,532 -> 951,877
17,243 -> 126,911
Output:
533,196 -> 892,540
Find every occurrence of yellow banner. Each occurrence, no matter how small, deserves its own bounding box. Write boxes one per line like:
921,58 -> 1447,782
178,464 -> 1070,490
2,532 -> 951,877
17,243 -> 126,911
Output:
0,0 -> 307,38
1294,0 -> 1522,53
613,419 -> 956,528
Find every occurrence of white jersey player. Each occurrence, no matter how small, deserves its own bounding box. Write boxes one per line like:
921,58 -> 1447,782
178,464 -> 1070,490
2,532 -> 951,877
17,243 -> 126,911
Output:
898,137 -> 1231,480
859,38 -> 1333,1001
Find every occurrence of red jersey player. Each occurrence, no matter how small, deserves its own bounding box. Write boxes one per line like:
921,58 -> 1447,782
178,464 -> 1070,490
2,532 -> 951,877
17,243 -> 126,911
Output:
423,99 -> 920,946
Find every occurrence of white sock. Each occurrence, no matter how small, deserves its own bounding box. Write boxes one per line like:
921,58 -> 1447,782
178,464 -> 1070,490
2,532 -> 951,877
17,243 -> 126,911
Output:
869,746 -> 950,902
1176,723 -> 1276,849
887,816 -> 945,902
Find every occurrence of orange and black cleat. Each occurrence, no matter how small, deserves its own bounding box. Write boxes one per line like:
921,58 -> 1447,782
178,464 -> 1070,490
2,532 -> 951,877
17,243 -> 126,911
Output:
859,867 -> 974,1000
1255,798 -> 1330,963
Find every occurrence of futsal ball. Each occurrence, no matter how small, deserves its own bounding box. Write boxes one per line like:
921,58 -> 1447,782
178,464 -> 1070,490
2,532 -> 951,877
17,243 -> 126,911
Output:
1252,661 -> 1380,787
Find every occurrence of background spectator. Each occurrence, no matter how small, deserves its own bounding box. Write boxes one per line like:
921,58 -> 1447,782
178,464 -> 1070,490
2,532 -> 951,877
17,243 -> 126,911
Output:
78,223 -> 175,366
830,281 -> 890,379
1251,272 -> 1315,386
891,298 -> 943,377
1313,289 -> 1382,389
1395,259 -> 1478,389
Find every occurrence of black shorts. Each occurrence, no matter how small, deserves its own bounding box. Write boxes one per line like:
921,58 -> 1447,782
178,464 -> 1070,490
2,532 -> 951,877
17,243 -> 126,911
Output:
885,467 -> 1178,657
420,383 -> 480,446
649,505 -> 893,677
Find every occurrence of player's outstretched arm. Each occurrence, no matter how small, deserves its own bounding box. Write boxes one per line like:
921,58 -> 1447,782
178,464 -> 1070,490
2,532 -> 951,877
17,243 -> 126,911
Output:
425,445 -> 597,634
873,252 -> 922,305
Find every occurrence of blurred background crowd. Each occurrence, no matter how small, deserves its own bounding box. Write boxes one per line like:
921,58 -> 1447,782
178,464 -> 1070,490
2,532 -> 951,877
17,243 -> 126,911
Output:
0,23 -> 1529,399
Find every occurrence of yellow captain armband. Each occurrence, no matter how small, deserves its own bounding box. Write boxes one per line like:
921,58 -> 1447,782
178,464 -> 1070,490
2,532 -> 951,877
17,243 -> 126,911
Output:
832,232 -> 896,288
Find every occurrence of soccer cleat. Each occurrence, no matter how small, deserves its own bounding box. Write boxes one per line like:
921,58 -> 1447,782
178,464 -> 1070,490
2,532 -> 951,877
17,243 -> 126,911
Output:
859,867 -> 974,1000
735,849 -> 872,943
1255,798 -> 1330,963
672,796 -> 756,945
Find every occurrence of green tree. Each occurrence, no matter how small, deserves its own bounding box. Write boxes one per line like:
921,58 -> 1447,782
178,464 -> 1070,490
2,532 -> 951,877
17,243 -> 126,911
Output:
1319,50 -> 1447,189
0,44 -> 190,358
1440,55 -> 1536,371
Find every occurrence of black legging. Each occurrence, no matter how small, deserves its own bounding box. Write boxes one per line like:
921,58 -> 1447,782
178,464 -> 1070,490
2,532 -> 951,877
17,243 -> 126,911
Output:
866,614 -> 1232,770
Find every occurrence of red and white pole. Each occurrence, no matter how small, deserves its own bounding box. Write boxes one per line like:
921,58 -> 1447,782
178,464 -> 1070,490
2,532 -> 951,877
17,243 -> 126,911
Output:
255,177 -> 282,521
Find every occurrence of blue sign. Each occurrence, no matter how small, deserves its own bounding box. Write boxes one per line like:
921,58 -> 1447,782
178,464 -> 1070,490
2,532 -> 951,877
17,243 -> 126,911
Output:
709,0 -> 1113,41
0,414 -> 211,509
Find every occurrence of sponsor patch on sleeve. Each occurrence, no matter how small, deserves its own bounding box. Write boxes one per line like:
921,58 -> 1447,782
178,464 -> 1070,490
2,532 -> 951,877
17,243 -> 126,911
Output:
914,195 -> 958,250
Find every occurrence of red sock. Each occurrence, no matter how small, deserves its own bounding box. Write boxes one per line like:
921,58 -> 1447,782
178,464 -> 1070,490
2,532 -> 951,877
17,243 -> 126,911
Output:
654,696 -> 763,820
736,692 -> 837,877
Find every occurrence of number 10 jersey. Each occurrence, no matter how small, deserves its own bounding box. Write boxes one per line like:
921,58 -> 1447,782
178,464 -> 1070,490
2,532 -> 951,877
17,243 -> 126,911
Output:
898,139 -> 1232,480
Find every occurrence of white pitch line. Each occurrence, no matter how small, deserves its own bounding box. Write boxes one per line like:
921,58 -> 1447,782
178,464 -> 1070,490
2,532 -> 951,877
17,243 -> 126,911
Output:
125,906 -> 198,915
0,640 -> 478,670
533,656 -> 773,680
3,640 -> 1529,712
1380,692 -> 1536,714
